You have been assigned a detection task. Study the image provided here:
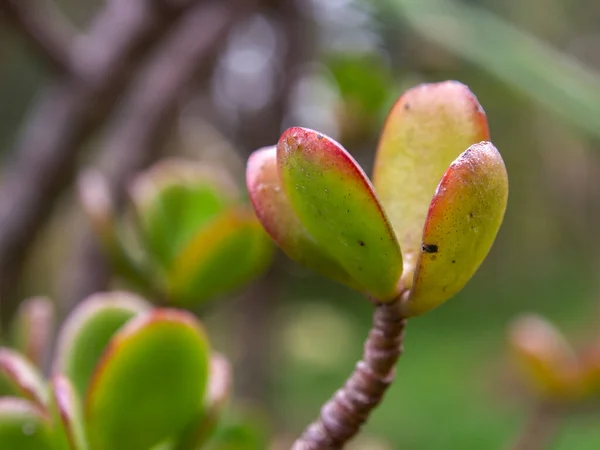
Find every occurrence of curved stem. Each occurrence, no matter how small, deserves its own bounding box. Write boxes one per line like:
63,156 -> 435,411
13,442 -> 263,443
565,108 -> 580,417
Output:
292,299 -> 407,450
507,401 -> 563,450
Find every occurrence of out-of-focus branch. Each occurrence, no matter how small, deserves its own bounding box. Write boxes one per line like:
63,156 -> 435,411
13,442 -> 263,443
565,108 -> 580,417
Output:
65,0 -> 254,306
0,0 -> 207,325
0,0 -> 75,74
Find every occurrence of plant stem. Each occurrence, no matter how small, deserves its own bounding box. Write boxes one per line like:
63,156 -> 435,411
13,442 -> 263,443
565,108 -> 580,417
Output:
508,401 -> 563,450
292,299 -> 407,450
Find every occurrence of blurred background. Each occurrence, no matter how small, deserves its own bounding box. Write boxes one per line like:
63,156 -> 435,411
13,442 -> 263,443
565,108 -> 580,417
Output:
1,0 -> 600,448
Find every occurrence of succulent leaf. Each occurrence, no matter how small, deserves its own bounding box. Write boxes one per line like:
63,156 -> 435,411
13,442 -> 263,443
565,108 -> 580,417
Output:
53,292 -> 151,398
129,159 -> 238,269
85,309 -> 210,450
166,206 -> 273,305
0,398 -> 54,450
246,146 -> 358,289
50,375 -> 89,450
405,142 -> 508,315
0,348 -> 48,406
373,81 -> 489,284
174,354 -> 232,450
508,314 -> 582,398
277,127 -> 403,301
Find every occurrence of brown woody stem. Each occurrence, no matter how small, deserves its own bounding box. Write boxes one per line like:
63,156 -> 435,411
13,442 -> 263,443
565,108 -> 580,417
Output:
292,298 -> 407,450
507,401 -> 563,450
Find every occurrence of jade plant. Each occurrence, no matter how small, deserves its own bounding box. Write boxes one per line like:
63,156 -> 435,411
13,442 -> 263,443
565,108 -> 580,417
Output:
508,314 -> 600,401
79,159 -> 273,307
0,291 -> 235,450
506,314 -> 600,449
247,81 -> 509,448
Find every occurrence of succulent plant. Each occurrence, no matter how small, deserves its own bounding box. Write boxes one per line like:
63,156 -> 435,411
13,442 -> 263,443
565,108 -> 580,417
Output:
247,81 -> 508,315
79,159 -> 274,307
247,81 -> 509,448
508,313 -> 600,401
0,291 -> 234,450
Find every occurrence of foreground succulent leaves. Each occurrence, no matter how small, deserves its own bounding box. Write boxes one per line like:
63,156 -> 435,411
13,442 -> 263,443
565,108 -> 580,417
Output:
53,292 -> 151,398
0,348 -> 48,406
174,354 -> 232,450
405,142 -> 508,316
129,160 -> 238,269
373,81 -> 490,285
0,398 -> 54,450
246,146 -> 358,289
166,206 -> 273,306
508,314 -> 581,398
50,375 -> 89,450
11,296 -> 55,369
277,127 -> 403,301
86,309 -> 209,450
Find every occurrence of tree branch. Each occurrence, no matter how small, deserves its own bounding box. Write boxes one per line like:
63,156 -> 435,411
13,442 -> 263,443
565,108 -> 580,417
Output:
292,299 -> 408,449
0,0 -> 75,74
65,0 -> 251,305
0,0 -> 208,324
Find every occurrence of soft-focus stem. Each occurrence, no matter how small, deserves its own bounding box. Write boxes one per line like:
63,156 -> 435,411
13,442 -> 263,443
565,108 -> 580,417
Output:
507,401 -> 564,450
292,298 -> 407,450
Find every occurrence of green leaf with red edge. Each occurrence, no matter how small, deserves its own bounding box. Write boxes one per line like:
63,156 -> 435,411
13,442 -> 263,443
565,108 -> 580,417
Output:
11,296 -> 55,369
53,291 -> 151,399
405,142 -> 508,316
174,354 -> 232,450
277,127 -> 403,301
129,159 -> 238,270
50,375 -> 89,450
165,205 -> 273,306
246,146 -> 359,290
373,81 -> 490,286
85,309 -> 210,450
0,348 -> 48,407
508,314 -> 582,399
0,398 -> 55,450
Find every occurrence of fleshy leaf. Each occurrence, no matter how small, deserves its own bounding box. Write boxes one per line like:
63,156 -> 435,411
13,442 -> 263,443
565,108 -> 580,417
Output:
373,81 -> 489,284
246,146 -> 358,289
129,159 -> 238,269
85,309 -> 210,450
508,314 -> 582,398
174,354 -> 232,450
166,206 -> 273,306
0,348 -> 48,406
277,127 -> 403,301
405,142 -> 508,316
11,296 -> 55,369
50,375 -> 89,450
0,398 -> 54,450
53,291 -> 151,399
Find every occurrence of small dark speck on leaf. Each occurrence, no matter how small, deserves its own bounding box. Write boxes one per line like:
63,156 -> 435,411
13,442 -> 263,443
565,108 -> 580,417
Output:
452,260 -> 456,264
317,134 -> 324,140
469,211 -> 474,218
358,240 -> 365,247
422,243 -> 438,253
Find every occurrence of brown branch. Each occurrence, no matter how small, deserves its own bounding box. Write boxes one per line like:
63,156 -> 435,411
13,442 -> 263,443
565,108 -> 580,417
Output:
507,401 -> 564,450
64,0 -> 251,306
292,299 -> 408,450
0,0 -> 74,74
0,0 -> 210,325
